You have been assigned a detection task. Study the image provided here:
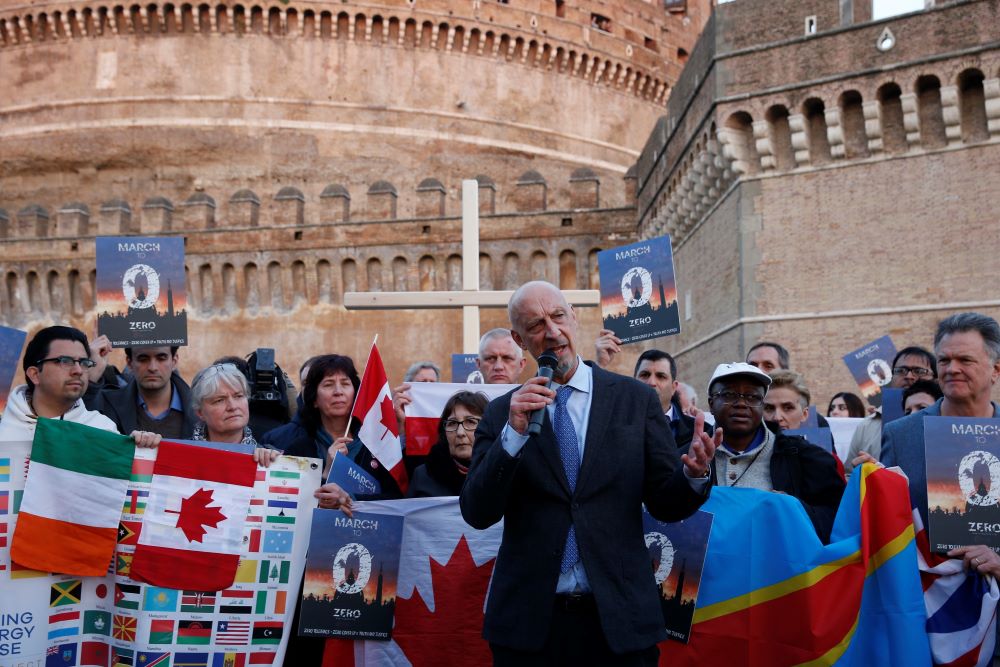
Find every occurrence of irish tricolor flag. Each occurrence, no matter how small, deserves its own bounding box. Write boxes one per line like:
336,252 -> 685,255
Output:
130,441 -> 256,591
12,418 -> 135,576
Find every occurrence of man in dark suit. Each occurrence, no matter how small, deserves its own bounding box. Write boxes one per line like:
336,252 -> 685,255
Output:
460,281 -> 716,665
85,345 -> 198,439
632,349 -> 706,449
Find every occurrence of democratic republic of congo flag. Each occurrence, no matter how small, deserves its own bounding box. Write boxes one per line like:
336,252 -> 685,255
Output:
12,418 -> 135,576
660,463 -> 930,666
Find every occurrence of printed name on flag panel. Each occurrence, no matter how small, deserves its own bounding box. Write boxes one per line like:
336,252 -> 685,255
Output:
130,440 -> 257,591
12,418 -> 136,576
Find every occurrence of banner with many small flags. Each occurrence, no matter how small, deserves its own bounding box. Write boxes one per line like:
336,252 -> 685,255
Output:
0,441 -> 319,667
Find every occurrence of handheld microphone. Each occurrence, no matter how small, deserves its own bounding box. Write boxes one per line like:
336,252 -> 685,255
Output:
527,350 -> 559,436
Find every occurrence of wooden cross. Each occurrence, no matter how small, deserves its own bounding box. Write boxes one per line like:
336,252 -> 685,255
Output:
344,180 -> 600,353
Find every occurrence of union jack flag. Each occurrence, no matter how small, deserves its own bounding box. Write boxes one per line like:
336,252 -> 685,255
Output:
915,508 -> 999,666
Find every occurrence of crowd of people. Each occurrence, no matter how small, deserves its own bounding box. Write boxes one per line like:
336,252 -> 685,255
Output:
1,280 -> 998,664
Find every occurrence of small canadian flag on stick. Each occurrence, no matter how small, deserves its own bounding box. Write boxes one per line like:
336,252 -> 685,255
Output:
351,337 -> 409,494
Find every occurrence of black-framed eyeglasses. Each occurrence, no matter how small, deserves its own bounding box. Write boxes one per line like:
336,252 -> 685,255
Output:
709,390 -> 765,408
892,366 -> 932,378
36,356 -> 97,369
444,417 -> 481,432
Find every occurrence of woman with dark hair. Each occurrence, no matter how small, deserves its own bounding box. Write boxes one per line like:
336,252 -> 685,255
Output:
267,354 -> 402,666
408,390 -> 489,498
261,354 -> 402,502
827,391 -> 866,419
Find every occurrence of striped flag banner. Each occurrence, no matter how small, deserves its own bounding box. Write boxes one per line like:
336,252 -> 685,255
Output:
219,588 -> 255,614
216,620 -> 252,645
131,455 -> 155,483
130,441 -> 257,591
47,610 -> 81,640
213,652 -> 247,666
404,382 -> 514,456
0,457 -> 10,482
914,508 -> 999,666
181,590 -> 217,613
12,418 -> 135,575
123,489 -> 150,515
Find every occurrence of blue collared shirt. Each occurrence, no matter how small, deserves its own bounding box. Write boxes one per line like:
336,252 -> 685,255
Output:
502,357 -> 592,593
720,425 -> 766,457
137,384 -> 183,421
500,358 -> 708,594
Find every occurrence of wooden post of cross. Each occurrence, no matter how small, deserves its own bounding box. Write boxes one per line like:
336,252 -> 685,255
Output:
343,180 -> 600,353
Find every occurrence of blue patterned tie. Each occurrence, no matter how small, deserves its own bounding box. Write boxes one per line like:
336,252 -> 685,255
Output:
555,385 -> 580,573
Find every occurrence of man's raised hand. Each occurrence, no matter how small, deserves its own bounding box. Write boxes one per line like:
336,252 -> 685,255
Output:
681,411 -> 721,478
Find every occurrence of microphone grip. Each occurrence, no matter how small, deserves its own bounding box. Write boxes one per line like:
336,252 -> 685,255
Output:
527,366 -> 555,436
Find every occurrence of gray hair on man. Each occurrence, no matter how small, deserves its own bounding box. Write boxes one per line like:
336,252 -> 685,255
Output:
934,312 -> 1000,363
404,361 -> 441,382
478,327 -> 523,361
190,363 -> 250,411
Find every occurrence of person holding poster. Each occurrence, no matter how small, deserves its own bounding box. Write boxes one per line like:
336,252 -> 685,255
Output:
0,326 -> 157,446
881,313 -> 1000,574
461,281 -> 713,665
845,345 -> 937,477
86,345 -> 198,439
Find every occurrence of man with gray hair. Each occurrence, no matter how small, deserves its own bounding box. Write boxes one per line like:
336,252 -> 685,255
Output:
881,312 -> 1000,576
403,361 -> 441,383
477,327 -> 527,385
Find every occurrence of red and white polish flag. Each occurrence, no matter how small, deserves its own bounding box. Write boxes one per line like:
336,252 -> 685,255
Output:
403,382 -> 517,456
130,441 -> 257,591
352,341 -> 409,493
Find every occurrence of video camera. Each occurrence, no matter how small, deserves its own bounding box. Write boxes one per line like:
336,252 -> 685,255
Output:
247,348 -> 282,402
244,348 -> 292,434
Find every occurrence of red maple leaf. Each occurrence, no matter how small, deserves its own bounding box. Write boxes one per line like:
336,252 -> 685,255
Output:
391,536 -> 495,666
165,488 -> 227,543
379,395 -> 399,439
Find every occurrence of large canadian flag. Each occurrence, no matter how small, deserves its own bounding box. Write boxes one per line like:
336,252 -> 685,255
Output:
130,441 -> 257,591
321,497 -> 503,667
403,382 -> 517,456
353,341 -> 409,493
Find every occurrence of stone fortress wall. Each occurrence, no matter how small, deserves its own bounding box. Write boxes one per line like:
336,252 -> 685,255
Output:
0,0 -> 710,381
628,0 -> 1000,406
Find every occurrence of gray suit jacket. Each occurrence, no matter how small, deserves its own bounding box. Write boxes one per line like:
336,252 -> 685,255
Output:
881,399 -> 1000,526
460,362 -> 708,654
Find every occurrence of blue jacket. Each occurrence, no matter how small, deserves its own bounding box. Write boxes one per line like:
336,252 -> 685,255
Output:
881,399 -> 1000,526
